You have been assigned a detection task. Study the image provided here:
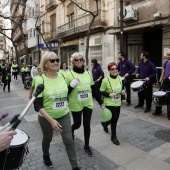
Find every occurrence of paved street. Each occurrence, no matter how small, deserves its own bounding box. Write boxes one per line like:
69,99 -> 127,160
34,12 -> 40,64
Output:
0,77 -> 170,170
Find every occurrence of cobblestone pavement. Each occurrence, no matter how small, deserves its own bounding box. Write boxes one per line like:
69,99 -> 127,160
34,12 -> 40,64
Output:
0,77 -> 170,170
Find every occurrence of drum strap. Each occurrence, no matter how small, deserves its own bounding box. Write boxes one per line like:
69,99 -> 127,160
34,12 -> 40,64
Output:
107,76 -> 122,92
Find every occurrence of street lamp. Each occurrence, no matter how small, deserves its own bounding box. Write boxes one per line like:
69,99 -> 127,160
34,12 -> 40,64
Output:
36,26 -> 41,63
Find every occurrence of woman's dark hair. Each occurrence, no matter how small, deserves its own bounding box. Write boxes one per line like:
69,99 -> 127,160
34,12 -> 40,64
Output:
60,62 -> 68,69
91,59 -> 99,67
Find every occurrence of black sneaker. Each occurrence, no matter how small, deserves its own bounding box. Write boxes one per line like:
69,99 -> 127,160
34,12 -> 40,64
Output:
152,111 -> 162,115
43,155 -> 53,168
84,146 -> 92,157
101,122 -> 109,133
144,108 -> 151,113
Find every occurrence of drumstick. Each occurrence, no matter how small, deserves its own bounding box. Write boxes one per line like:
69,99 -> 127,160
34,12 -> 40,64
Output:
133,79 -> 145,81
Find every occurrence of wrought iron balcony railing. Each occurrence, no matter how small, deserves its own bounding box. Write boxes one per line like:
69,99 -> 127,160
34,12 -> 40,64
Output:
58,10 -> 107,38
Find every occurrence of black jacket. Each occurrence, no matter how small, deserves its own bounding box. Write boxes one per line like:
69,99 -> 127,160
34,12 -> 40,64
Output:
2,67 -> 11,83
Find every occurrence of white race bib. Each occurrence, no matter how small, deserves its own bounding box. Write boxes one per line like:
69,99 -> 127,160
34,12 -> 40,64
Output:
78,90 -> 90,101
112,94 -> 121,101
53,97 -> 67,109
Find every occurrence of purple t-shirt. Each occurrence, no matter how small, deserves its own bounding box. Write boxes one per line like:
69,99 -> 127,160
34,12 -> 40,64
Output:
163,60 -> 170,79
92,65 -> 104,81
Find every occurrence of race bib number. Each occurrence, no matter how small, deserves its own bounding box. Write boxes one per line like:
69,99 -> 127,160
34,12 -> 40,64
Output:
53,98 -> 67,109
112,94 -> 121,101
78,90 -> 90,101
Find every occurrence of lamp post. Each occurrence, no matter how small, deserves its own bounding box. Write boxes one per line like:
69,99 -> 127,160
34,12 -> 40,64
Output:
36,26 -> 41,63
120,0 -> 124,52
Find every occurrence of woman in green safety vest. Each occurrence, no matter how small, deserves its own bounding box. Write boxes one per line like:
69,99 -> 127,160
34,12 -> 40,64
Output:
21,63 -> 30,85
34,51 -> 80,170
66,52 -> 104,157
11,60 -> 19,80
100,62 -> 125,145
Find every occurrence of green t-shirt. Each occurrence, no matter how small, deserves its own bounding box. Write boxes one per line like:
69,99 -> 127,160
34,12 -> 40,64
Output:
35,73 -> 69,119
100,75 -> 122,106
59,69 -> 69,78
32,75 -> 40,87
66,70 -> 94,112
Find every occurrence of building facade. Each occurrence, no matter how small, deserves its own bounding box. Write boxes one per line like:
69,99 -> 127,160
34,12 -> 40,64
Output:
39,0 -> 115,70
108,0 -> 170,70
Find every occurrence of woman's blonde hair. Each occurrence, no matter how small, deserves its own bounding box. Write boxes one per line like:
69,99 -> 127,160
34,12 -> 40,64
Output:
70,52 -> 85,67
40,51 -> 58,72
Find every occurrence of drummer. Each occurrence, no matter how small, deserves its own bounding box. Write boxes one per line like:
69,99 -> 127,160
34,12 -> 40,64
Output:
153,48 -> 170,119
134,51 -> 157,113
118,52 -> 136,106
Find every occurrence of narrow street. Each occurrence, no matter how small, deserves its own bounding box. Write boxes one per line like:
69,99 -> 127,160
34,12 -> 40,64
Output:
0,76 -> 170,170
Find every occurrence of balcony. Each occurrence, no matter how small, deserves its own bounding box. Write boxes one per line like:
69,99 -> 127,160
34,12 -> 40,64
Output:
44,29 -> 58,42
45,0 -> 57,11
57,10 -> 107,38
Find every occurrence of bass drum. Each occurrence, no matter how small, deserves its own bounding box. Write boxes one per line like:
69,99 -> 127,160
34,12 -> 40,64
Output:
0,129 -> 29,170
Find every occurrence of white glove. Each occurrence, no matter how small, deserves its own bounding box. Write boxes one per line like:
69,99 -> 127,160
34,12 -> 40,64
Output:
70,78 -> 80,88
109,92 -> 116,97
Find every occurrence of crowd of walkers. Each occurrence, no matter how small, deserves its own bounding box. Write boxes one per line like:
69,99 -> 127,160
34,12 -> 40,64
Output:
0,48 -> 170,169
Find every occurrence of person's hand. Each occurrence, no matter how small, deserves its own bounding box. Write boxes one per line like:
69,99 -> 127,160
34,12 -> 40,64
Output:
29,95 -> 32,100
50,119 -> 62,133
0,128 -> 17,152
109,92 -> 116,97
70,78 -> 80,88
121,90 -> 126,95
136,74 -> 139,78
124,73 -> 129,78
145,77 -> 150,81
100,104 -> 105,108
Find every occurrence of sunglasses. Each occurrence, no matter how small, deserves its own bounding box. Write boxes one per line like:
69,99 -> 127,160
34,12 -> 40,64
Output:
110,68 -> 118,71
74,58 -> 83,62
167,54 -> 170,56
49,59 -> 60,63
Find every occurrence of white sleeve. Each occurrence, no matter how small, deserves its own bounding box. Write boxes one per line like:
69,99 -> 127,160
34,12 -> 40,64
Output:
31,66 -> 34,78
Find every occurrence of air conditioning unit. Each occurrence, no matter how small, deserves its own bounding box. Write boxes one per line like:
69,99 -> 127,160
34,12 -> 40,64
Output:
123,5 -> 138,21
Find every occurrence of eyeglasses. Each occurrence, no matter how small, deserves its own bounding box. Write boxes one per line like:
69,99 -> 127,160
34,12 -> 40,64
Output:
74,58 -> 83,62
49,59 -> 60,63
167,54 -> 170,56
110,68 -> 118,71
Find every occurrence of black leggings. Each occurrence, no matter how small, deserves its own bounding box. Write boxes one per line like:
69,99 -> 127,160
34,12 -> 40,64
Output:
13,73 -> 18,80
104,106 -> 120,137
71,107 -> 92,147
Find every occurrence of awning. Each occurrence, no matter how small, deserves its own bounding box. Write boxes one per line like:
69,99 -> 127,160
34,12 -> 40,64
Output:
107,18 -> 169,35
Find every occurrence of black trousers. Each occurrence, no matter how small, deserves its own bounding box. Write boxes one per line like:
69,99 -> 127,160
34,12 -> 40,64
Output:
103,106 -> 120,137
137,81 -> 153,108
124,77 -> 131,103
71,107 -> 92,147
13,72 -> 18,80
3,80 -> 10,91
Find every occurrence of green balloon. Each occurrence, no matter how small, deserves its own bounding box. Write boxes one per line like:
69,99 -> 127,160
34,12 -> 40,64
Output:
101,108 -> 112,121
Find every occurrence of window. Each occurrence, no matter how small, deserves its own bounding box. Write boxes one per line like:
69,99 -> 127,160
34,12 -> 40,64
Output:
42,21 -> 45,33
50,14 -> 56,37
68,13 -> 74,29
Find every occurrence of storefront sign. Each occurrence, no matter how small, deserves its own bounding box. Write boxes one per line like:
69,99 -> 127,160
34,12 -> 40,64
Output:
39,43 -> 58,49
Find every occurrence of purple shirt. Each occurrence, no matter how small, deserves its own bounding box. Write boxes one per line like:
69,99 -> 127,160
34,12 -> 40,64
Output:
163,60 -> 170,79
137,59 -> 157,80
118,58 -> 136,76
92,65 -> 104,81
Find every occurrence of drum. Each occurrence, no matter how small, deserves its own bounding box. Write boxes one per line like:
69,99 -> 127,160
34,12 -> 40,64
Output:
0,129 -> 29,170
131,81 -> 144,92
153,91 -> 166,106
